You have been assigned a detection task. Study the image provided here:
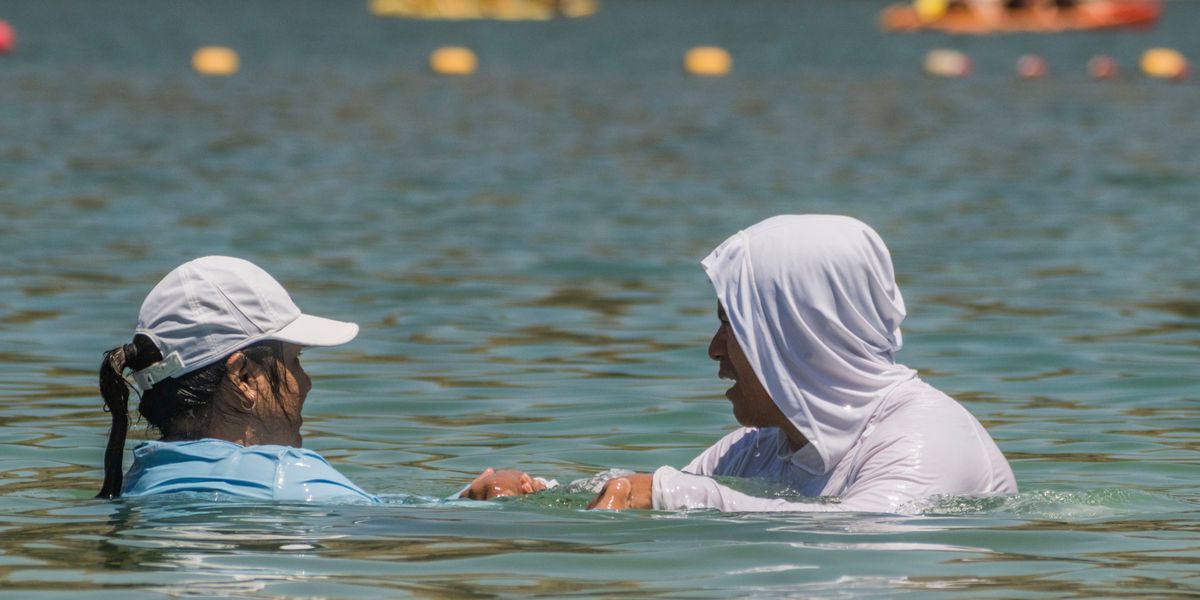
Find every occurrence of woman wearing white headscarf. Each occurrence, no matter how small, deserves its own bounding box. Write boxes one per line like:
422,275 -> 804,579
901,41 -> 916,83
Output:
587,214 -> 1017,512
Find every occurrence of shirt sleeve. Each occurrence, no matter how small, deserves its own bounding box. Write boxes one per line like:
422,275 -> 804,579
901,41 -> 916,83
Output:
654,406 -> 1007,513
681,427 -> 766,476
653,466 -> 853,512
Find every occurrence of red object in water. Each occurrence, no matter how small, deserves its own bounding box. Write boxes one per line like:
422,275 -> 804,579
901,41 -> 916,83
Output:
880,0 -> 1162,34
0,20 -> 15,55
1017,54 -> 1048,79
1087,55 -> 1119,79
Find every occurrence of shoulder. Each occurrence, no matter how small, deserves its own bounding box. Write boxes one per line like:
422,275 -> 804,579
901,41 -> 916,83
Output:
874,379 -> 974,428
859,381 -> 1000,473
124,440 -> 374,502
270,447 -> 378,503
714,426 -> 760,446
685,427 -> 789,477
241,444 -> 346,479
123,439 -> 278,499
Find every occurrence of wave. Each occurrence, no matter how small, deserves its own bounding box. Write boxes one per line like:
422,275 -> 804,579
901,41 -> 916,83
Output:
914,487 -> 1197,519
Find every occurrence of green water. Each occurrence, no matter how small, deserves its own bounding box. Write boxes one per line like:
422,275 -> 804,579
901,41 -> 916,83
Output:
2,0 -> 1199,596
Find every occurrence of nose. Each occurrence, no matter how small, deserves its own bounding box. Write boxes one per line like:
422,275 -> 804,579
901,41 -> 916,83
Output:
708,325 -> 725,361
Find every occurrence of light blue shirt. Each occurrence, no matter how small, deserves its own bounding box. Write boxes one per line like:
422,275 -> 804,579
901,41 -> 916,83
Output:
122,438 -> 378,502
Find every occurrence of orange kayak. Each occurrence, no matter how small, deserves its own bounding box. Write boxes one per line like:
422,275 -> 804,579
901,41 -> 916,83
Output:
880,0 -> 1161,33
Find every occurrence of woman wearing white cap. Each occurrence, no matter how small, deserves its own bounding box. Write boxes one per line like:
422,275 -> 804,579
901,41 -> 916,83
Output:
479,215 -> 1016,511
97,256 -> 376,502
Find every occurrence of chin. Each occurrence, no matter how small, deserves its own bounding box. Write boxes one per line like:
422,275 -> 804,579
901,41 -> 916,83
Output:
732,412 -> 767,430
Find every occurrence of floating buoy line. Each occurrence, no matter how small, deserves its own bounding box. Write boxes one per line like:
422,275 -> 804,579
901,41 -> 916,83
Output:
0,10 -> 1189,84
922,48 -> 1188,81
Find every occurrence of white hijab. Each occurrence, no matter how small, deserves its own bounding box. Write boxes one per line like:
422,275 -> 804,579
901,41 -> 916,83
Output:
702,215 -> 917,475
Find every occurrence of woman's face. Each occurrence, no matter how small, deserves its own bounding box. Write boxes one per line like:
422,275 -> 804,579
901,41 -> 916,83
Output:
278,343 -> 311,444
248,342 -> 311,446
707,303 -> 787,430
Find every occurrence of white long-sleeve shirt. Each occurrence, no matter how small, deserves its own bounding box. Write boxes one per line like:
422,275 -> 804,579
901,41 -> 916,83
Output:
652,378 -> 1017,513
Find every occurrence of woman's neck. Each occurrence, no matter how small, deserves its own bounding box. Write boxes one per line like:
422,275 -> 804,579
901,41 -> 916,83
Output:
165,418 -> 299,447
780,421 -> 810,452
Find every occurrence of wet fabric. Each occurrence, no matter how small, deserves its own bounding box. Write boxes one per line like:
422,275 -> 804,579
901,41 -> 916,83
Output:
122,439 -> 378,502
653,215 -> 1016,512
653,378 -> 1017,512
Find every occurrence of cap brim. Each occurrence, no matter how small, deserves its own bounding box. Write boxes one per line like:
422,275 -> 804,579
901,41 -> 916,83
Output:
269,314 -> 359,347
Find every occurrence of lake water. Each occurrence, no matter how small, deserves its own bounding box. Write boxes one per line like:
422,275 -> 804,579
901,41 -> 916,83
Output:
2,0 -> 1199,597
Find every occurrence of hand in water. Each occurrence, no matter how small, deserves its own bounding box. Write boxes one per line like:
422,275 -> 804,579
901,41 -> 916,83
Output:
460,468 -> 546,500
587,473 -> 654,510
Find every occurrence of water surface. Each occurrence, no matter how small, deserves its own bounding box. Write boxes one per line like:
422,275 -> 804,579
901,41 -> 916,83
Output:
1,0 -> 1199,596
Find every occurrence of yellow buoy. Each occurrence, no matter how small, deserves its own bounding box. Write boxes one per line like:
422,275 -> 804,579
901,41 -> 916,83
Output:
684,46 -> 732,77
1140,48 -> 1188,81
439,0 -> 486,19
560,0 -> 600,18
368,0 -> 399,17
192,46 -> 239,76
491,0 -> 553,20
430,46 -> 477,75
923,48 -> 971,78
914,0 -> 949,22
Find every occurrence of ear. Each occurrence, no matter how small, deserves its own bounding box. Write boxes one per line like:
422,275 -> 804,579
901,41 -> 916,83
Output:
224,352 -> 259,405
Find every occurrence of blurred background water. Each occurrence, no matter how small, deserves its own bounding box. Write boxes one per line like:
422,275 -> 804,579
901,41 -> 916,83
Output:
1,0 -> 1199,597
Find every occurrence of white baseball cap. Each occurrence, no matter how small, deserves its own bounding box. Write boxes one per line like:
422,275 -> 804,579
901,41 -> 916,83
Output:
129,256 -> 359,391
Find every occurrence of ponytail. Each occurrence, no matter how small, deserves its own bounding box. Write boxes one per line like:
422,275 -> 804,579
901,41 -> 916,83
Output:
97,343 -> 137,499
95,335 -> 281,498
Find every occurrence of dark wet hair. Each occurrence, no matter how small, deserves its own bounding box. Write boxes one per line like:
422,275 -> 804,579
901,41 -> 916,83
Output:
97,334 -> 283,499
